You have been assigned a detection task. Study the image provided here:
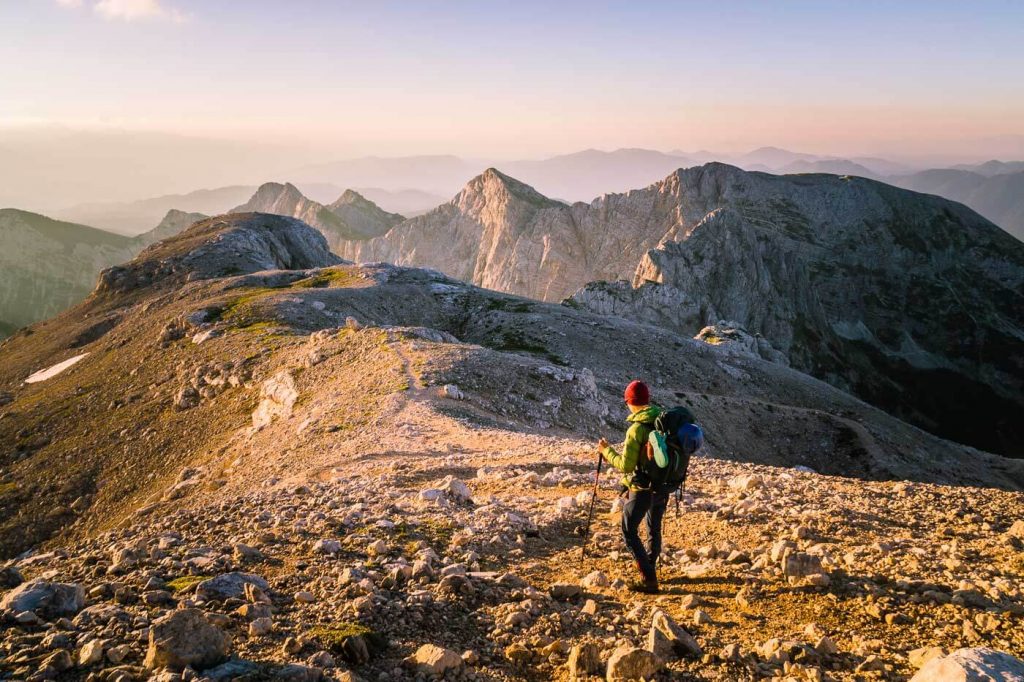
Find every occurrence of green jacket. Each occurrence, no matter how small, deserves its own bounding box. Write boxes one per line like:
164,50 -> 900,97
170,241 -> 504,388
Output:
603,405 -> 661,490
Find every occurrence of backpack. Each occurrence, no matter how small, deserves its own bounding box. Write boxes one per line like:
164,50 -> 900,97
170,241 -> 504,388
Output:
639,406 -> 702,492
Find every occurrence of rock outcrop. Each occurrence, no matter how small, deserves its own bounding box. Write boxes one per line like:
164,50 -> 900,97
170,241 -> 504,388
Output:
568,165 -> 1024,455
693,320 -> 789,366
96,213 -> 342,294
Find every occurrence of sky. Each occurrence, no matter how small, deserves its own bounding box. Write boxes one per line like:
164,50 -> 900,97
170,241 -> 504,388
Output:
1,0 -> 1023,161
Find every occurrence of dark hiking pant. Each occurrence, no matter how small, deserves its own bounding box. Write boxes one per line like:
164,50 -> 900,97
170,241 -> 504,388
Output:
621,488 -> 670,583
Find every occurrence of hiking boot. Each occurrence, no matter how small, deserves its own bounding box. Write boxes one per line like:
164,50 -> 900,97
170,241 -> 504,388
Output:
627,580 -> 660,594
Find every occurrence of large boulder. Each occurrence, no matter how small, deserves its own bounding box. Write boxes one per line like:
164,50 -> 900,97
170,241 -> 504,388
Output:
606,646 -> 662,681
0,580 -> 84,618
195,572 -> 269,602
650,609 -> 702,658
405,644 -> 463,676
144,608 -> 232,671
567,643 -> 602,678
781,550 -> 825,578
909,647 -> 1024,681
695,320 -> 789,365
252,371 -> 299,429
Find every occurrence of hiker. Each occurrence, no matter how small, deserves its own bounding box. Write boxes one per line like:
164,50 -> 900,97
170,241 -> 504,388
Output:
598,380 -> 702,594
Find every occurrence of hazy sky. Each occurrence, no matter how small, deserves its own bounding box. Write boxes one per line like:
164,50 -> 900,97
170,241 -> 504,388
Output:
2,0 -> 1023,159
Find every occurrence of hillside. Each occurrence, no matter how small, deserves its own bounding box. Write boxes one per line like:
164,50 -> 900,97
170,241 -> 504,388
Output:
0,209 -> 136,335
890,169 -> 1024,241
0,213 -> 1022,681
0,209 -> 206,340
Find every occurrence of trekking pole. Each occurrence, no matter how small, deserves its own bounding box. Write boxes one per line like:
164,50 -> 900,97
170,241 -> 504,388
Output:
580,450 -> 603,560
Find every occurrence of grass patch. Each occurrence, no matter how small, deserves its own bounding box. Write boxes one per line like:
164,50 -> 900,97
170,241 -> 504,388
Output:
486,298 -> 534,313
492,331 -> 564,365
0,482 -> 17,498
309,623 -> 388,659
220,288 -> 279,329
291,268 -> 363,289
166,575 -> 212,592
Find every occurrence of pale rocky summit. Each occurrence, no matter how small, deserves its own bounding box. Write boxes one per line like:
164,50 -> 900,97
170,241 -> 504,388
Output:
232,182 -> 403,251
327,189 -> 405,239
133,208 -> 207,247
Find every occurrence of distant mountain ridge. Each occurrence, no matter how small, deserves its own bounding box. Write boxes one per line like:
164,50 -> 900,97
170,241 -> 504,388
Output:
57,186 -> 256,236
47,146 -> 1024,242
230,183 -> 404,251
890,169 -> 1024,241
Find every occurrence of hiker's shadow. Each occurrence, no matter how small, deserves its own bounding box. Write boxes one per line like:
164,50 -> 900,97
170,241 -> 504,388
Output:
659,574 -> 744,599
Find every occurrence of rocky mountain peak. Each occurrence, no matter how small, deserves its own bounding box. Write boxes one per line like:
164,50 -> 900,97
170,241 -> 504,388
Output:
133,209 -> 207,247
330,188 -> 370,207
458,167 -> 565,210
96,213 -> 341,295
250,181 -> 304,204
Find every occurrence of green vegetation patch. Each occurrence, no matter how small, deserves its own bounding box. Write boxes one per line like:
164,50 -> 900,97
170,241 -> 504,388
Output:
486,298 -> 534,313
313,622 -> 378,643
0,481 -> 18,498
166,575 -> 212,592
291,268 -> 363,289
492,331 -> 564,365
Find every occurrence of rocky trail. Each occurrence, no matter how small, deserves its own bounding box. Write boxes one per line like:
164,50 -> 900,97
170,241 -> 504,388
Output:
3,365 -> 1023,682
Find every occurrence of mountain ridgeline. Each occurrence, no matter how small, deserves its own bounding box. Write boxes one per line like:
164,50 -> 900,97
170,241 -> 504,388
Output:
316,164 -> 1024,457
230,183 -> 404,251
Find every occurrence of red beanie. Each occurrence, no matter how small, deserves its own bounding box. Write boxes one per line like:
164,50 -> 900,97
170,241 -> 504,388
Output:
623,380 -> 650,406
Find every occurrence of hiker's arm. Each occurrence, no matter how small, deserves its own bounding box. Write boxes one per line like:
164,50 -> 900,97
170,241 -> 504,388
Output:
603,425 -> 641,473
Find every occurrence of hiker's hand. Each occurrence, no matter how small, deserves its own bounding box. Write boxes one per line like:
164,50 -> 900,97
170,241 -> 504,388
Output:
598,437 -> 609,451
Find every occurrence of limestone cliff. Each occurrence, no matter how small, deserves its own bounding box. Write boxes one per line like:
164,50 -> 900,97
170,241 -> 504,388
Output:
571,165 -> 1024,455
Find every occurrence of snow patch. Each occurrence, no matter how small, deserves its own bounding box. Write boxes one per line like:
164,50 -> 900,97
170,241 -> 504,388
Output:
24,354 -> 90,384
